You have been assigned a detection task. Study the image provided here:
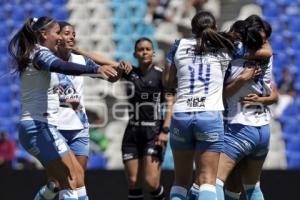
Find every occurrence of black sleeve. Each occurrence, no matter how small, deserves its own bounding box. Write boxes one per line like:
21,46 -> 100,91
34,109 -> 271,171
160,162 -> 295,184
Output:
50,59 -> 99,75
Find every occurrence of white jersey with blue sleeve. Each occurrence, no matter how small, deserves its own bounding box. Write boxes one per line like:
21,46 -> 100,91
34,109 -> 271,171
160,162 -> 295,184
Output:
224,56 -> 273,126
57,53 -> 91,130
166,38 -> 232,112
21,45 -> 60,125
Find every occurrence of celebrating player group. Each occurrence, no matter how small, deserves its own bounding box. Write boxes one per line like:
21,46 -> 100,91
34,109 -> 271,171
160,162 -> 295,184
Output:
9,9 -> 276,200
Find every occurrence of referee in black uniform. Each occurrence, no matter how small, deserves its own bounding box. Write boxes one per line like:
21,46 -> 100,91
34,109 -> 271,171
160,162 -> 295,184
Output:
121,37 -> 174,200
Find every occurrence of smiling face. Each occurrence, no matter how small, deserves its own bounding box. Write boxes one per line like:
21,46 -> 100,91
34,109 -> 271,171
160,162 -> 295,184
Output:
59,25 -> 76,50
134,40 -> 154,66
40,22 -> 62,53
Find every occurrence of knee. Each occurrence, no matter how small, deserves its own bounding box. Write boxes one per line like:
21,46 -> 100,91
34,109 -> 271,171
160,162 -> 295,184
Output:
128,175 -> 140,189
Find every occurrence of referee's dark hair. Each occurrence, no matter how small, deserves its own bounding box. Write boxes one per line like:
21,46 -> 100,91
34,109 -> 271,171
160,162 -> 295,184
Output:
134,37 -> 154,51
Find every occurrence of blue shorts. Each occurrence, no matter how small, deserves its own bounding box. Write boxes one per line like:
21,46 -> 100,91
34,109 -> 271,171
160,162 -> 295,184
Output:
223,123 -> 270,162
170,111 -> 224,152
59,128 -> 89,157
19,120 -> 70,166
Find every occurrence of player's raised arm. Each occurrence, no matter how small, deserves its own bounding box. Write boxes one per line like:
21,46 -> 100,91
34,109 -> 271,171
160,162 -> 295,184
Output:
72,46 -> 119,66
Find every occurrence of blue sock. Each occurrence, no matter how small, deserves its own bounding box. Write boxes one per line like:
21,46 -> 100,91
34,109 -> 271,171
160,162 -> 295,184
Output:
198,184 -> 217,200
34,182 -> 58,200
224,189 -> 241,200
59,189 -> 78,200
170,186 -> 187,200
243,182 -> 264,200
216,179 -> 225,200
186,183 -> 199,200
76,186 -> 88,200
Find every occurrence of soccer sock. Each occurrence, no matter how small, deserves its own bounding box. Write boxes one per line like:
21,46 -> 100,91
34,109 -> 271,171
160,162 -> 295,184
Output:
59,189 -> 78,200
34,182 -> 58,200
224,189 -> 241,200
243,182 -> 264,200
186,183 -> 200,200
216,179 -> 225,200
76,186 -> 89,200
170,186 -> 187,200
198,184 -> 217,200
149,185 -> 165,200
128,189 -> 144,200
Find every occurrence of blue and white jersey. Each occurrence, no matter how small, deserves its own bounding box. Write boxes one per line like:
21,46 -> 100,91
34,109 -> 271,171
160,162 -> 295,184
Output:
166,38 -> 231,112
57,53 -> 91,130
224,57 -> 273,126
21,45 -> 60,125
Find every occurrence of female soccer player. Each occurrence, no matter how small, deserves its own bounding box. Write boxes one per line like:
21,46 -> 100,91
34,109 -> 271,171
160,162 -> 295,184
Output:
119,37 -> 174,200
8,16 -> 119,200
216,16 -> 278,200
33,21 -> 122,200
163,11 -> 235,200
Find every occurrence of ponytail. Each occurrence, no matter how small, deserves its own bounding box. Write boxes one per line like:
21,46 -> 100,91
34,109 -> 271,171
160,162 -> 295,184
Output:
8,16 -> 55,71
195,27 -> 235,54
8,17 -> 37,71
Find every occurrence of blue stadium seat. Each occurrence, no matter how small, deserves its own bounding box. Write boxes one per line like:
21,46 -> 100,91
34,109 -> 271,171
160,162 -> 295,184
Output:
0,88 -> 12,102
23,2 -> 33,13
111,4 -> 130,19
52,7 -> 69,21
11,6 -> 28,22
0,7 -> 8,21
263,3 -> 280,17
295,52 -> 300,66
286,139 -> 300,153
0,27 -> 9,42
51,0 -> 68,6
273,53 -> 287,69
0,73 -> 12,87
131,1 -> 147,18
135,24 -> 155,38
288,18 -> 300,32
286,152 -> 300,169
32,7 -> 49,18
271,36 -> 286,53
112,21 -> 134,41
87,153 -> 107,169
0,103 -> 12,118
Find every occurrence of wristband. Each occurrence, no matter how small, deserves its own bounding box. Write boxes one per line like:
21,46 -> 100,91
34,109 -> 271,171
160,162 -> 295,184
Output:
161,127 -> 170,134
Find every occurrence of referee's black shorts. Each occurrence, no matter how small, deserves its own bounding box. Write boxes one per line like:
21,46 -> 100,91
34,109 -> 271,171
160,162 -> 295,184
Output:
121,121 -> 165,163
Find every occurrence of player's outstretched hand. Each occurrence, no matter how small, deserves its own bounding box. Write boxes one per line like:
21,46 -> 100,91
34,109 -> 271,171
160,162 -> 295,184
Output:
119,60 -> 132,74
97,65 -> 118,80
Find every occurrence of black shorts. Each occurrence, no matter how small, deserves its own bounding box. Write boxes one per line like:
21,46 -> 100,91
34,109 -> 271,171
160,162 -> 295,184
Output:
121,121 -> 165,162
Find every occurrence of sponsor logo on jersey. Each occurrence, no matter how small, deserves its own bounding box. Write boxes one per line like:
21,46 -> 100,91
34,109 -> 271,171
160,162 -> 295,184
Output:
186,97 -> 206,108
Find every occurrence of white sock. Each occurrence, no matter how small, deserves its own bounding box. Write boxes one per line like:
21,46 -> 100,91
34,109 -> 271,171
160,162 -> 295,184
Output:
35,185 -> 57,200
216,178 -> 224,187
76,186 -> 87,197
59,189 -> 78,200
199,184 -> 216,193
